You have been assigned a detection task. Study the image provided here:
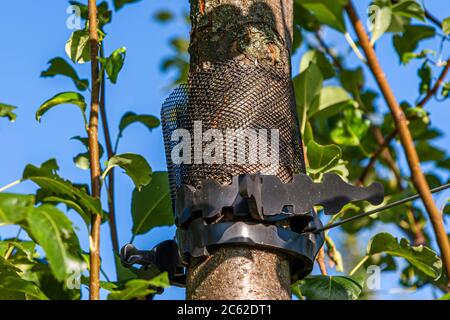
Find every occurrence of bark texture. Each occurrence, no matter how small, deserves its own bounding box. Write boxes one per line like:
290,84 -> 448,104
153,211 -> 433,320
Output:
186,0 -> 294,300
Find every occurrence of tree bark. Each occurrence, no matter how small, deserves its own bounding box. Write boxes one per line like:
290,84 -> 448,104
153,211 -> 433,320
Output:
186,0 -> 294,300
87,0 -> 102,300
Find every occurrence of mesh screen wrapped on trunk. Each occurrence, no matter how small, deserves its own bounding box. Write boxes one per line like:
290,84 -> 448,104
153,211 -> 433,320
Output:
161,60 -> 305,203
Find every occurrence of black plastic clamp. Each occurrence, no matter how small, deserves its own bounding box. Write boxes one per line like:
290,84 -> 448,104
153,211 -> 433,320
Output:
120,173 -> 384,284
175,172 -> 384,225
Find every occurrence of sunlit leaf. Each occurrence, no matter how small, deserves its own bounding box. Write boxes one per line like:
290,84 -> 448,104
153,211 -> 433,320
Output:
367,232 -> 442,279
0,103 -> 18,122
297,0 -> 347,32
23,159 -> 102,224
306,140 -> 342,175
104,153 -> 152,191
100,47 -> 127,84
309,86 -> 356,119
0,193 -> 34,226
107,273 -> 169,300
65,29 -> 91,64
36,92 -> 87,125
331,109 -> 370,147
26,205 -> 85,282
443,17 -> 450,35
369,6 -> 392,44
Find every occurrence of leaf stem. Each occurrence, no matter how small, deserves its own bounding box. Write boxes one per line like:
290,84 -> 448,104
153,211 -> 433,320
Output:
87,0 -> 102,300
346,1 -> 450,285
0,179 -> 21,193
349,255 -> 369,276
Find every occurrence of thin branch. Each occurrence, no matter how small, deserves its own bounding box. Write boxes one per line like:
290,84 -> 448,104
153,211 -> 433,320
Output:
87,0 -> 102,300
346,1 -> 450,286
424,11 -> 443,29
314,31 -> 342,69
359,55 -> 450,182
99,45 -> 119,254
358,129 -> 398,185
417,58 -> 450,107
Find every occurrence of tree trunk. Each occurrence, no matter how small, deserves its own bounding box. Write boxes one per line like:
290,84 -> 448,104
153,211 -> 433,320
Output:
186,0 -> 294,300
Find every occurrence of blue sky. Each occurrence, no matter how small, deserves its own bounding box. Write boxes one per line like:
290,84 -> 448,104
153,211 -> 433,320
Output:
0,0 -> 448,300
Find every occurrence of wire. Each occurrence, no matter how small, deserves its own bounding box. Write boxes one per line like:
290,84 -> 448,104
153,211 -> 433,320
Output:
312,183 -> 450,234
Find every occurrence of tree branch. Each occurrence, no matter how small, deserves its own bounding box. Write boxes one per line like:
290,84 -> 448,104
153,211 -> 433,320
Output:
88,0 -> 102,300
346,1 -> 450,286
99,45 -> 119,254
359,55 -> 450,183
418,58 -> 450,107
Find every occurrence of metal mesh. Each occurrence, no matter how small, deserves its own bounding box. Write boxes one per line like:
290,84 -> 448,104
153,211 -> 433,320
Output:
161,60 -> 305,203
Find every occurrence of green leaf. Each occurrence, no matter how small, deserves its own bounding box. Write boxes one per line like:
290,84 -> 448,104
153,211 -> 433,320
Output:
41,57 -> 89,91
369,6 -> 392,44
306,140 -> 342,174
69,1 -> 112,28
107,273 -> 170,300
294,2 -> 321,32
36,92 -> 87,125
441,82 -> 450,99
71,136 -> 105,171
23,159 -> 102,224
0,103 -> 18,122
297,0 -> 347,32
392,0 -> 425,22
299,50 -> 335,79
367,232 -> 442,279
118,112 -> 160,137
418,61 -> 432,95
439,293 -> 450,300
131,172 -> 174,236
293,63 -> 323,134
402,49 -> 435,65
100,47 -> 127,84
0,261 -> 49,300
443,17 -> 450,35
309,86 -> 356,119
104,153 -> 152,191
331,109 -> 370,146
153,10 -> 174,23
415,141 -> 446,162
114,254 -> 138,282
292,275 -> 363,300
170,38 -> 190,53
393,25 -> 435,64
65,29 -> 91,64
0,240 -> 36,262
26,205 -> 85,282
113,0 -> 142,11
30,262 -> 80,300
0,193 -> 35,226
